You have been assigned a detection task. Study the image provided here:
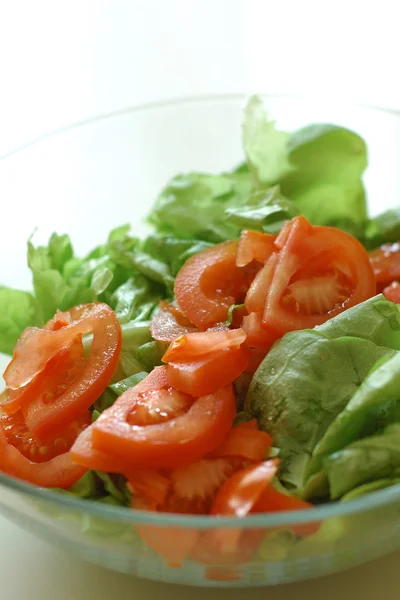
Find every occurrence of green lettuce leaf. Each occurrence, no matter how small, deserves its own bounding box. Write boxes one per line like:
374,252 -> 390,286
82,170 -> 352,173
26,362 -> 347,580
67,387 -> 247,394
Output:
242,96 -> 294,185
225,186 -> 298,234
147,171 -> 254,242
245,331 -> 395,487
324,423 -> 400,499
364,208 -> 400,248
0,287 -> 38,355
308,352 -> 400,478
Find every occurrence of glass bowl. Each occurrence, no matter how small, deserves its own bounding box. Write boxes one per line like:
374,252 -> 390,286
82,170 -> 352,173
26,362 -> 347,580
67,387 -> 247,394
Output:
1,95 -> 400,587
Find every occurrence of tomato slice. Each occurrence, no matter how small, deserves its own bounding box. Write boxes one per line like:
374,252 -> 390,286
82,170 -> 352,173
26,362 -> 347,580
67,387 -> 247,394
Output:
245,254 -> 278,314
246,348 -> 266,374
162,329 -> 246,362
166,458 -> 241,514
0,424 -> 86,489
369,243 -> 400,292
211,459 -> 279,518
1,334 -> 84,416
166,346 -> 250,397
174,241 -> 248,329
127,470 -> 171,507
190,460 -> 279,565
131,493 -> 199,567
208,426 -> 272,462
71,367 -> 170,471
1,409 -> 91,463
91,376 -> 236,468
261,217 -> 376,335
253,486 -> 319,537
19,304 -> 121,438
383,281 -> 400,303
241,312 -> 278,351
236,230 -> 276,268
150,301 -> 198,342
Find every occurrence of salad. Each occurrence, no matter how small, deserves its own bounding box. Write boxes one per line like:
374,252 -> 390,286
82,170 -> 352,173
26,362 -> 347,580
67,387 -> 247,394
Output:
1,96 -> 400,566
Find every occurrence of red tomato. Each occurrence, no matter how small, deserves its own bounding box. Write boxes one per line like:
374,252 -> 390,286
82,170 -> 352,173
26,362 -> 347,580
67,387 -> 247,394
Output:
150,301 -> 198,342
246,348 -> 266,374
18,304 -> 121,438
236,230 -> 276,268
0,424 -> 86,489
1,409 -> 91,463
162,329 -> 246,362
245,255 -> 278,314
91,368 -> 236,468
1,334 -> 84,416
166,346 -> 250,397
166,458 -> 241,514
174,241 -> 248,329
208,426 -> 272,462
126,469 -> 171,507
131,493 -> 199,567
253,486 -> 319,537
369,243 -> 400,291
260,217 -> 376,335
241,312 -> 278,352
211,459 -> 279,518
383,281 -> 400,303
71,367 -> 170,472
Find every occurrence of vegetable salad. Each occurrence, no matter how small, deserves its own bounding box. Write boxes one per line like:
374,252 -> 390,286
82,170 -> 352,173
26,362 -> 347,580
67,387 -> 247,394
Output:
1,96 -> 400,566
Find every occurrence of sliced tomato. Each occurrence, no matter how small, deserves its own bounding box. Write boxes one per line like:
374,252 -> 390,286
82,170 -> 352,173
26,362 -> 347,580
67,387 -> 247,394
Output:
0,424 -> 86,489
150,301 -> 198,342
253,486 -> 319,537
260,217 -> 376,335
369,243 -> 400,292
236,230 -> 276,268
190,460 -> 279,565
235,419 -> 259,430
1,409 -> 91,463
162,328 -> 246,363
242,312 -> 279,352
166,458 -> 240,514
1,334 -> 84,416
174,241 -> 248,329
71,367 -> 170,472
131,493 -> 199,567
91,378 -> 236,469
244,255 -> 278,314
127,470 -> 171,507
211,459 -> 279,518
18,303 -> 121,438
208,426 -> 272,462
166,346 -> 250,397
383,281 -> 400,303
246,348 -> 266,374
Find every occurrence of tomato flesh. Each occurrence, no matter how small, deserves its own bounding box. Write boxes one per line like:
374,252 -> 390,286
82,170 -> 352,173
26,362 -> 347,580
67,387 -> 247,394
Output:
91,368 -> 236,468
151,301 -> 198,342
174,241 -> 248,329
162,329 -> 246,362
236,231 -> 276,268
1,409 -> 91,463
208,426 -> 272,462
21,303 -> 122,437
369,243 -> 400,291
383,281 -> 400,303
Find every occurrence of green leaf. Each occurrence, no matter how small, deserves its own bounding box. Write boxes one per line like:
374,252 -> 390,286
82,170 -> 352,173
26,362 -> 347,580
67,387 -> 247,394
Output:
95,371 -> 148,414
136,340 -> 168,372
95,472 -> 130,505
308,352 -> 400,478
341,477 -> 400,502
316,295 -> 400,350
324,423 -> 400,499
68,471 -> 98,498
225,186 -> 298,234
147,171 -> 254,243
364,208 -> 400,248
111,275 -> 162,324
242,95 -> 294,185
280,123 -> 368,230
245,331 -> 395,488
0,287 -> 38,355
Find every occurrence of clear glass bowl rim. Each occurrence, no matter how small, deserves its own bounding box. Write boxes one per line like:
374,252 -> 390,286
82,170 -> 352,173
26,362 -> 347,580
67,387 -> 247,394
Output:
1,92 -> 399,529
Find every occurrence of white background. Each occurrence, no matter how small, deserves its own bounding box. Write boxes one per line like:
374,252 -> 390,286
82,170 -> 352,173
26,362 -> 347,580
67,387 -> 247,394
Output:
0,1 -> 399,598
